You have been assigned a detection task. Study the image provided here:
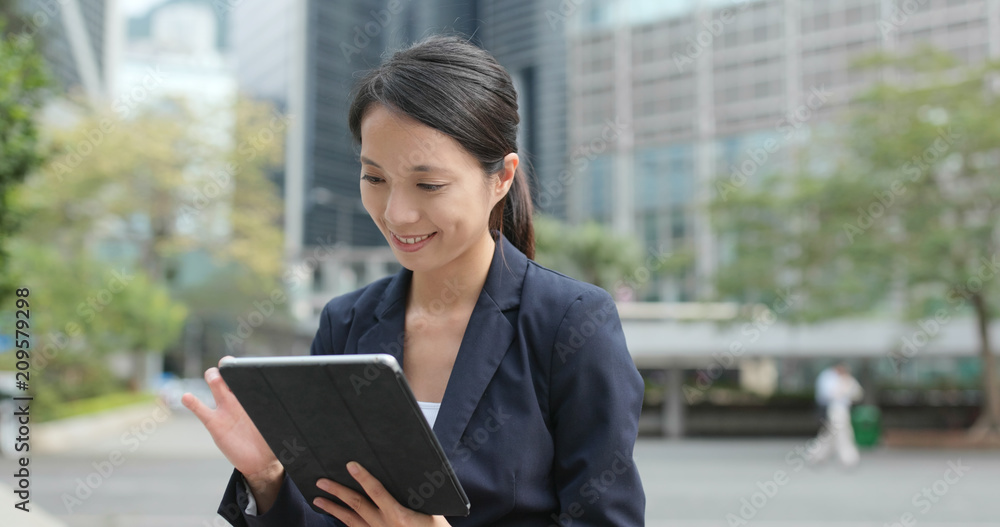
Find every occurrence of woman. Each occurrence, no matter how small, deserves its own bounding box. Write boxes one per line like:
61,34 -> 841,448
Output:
183,34 -> 645,526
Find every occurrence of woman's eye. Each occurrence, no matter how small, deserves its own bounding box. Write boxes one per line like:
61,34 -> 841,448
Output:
361,174 -> 383,184
418,184 -> 443,191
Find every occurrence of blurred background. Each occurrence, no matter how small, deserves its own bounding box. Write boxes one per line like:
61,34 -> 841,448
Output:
0,0 -> 998,525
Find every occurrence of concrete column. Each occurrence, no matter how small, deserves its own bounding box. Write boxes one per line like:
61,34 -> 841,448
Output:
662,367 -> 686,439
612,0 -> 635,235
692,0 -> 717,300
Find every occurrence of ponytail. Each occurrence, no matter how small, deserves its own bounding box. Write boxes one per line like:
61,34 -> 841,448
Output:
490,165 -> 535,260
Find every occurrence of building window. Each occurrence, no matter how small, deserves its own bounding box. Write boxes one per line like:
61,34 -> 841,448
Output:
753,24 -> 768,42
845,7 -> 863,25
754,81 -> 770,98
724,30 -> 739,48
726,85 -> 740,102
813,13 -> 829,31
671,209 -> 686,239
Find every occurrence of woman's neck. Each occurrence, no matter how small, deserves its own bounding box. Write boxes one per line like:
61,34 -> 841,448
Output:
408,231 -> 496,315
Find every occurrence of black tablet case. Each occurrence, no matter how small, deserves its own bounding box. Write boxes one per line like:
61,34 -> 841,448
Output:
219,355 -> 470,517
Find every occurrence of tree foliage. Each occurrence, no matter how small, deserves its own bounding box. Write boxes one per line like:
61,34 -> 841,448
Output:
711,45 -> 1000,435
7,94 -> 286,392
533,214 -> 691,299
0,17 -> 48,299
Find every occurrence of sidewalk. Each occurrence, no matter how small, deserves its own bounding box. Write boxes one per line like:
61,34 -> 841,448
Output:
2,405 -> 999,526
0,483 -> 66,527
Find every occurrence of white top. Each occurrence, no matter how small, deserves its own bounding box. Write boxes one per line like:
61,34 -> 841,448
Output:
816,369 -> 863,410
418,401 -> 442,428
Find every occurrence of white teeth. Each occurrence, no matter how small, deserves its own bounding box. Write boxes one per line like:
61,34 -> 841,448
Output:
395,233 -> 432,244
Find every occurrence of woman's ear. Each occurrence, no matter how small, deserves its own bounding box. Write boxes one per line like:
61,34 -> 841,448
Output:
495,153 -> 518,201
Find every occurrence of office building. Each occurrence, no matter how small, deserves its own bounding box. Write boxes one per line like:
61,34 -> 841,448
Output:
566,0 -> 1000,301
14,0 -> 111,102
231,0 -> 572,323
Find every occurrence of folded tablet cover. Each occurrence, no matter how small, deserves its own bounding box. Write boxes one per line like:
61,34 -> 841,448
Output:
219,354 -> 470,517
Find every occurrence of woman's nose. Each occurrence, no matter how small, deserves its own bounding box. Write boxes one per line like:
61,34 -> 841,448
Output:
384,189 -> 420,225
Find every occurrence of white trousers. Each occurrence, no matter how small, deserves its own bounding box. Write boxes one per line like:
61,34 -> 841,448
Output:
806,405 -> 859,467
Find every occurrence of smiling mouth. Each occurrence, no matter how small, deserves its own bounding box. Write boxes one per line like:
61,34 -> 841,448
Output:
392,232 -> 436,244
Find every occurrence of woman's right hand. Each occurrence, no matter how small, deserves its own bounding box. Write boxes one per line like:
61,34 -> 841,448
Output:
182,357 -> 285,512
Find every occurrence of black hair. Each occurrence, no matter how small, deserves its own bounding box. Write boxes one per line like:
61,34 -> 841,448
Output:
347,34 -> 535,259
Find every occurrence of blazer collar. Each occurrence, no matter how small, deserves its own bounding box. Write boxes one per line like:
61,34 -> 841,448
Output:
357,232 -> 527,453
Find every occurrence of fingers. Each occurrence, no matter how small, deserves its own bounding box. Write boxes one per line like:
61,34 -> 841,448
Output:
313,496 -> 367,527
204,367 -> 236,408
316,476 -> 380,522
345,462 -> 393,508
181,392 -> 213,424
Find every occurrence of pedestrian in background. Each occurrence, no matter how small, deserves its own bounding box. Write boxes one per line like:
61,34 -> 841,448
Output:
807,362 -> 864,467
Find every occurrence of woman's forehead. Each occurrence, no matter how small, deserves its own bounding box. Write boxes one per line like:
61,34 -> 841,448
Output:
359,107 -> 477,174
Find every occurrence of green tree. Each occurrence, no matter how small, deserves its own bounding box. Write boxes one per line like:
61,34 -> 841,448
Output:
2,239 -> 186,417
14,97 -> 285,287
711,46 -> 1000,437
534,215 -> 689,298
10,95 -> 286,385
0,17 -> 48,299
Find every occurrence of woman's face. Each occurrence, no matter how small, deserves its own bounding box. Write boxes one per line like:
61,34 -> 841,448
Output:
358,105 -> 515,272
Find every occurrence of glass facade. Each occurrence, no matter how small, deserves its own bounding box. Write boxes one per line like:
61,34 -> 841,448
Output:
566,0 -> 999,301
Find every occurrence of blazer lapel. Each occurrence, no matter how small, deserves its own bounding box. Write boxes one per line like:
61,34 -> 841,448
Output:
432,234 -> 526,453
355,267 -> 410,366
354,233 -> 528,454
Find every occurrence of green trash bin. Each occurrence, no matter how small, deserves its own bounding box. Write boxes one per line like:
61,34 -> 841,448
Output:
851,404 -> 881,447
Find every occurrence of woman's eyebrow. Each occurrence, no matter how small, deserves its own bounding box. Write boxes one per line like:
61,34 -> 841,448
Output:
360,156 -> 452,175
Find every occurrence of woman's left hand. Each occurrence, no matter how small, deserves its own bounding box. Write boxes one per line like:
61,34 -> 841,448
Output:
314,462 -> 451,527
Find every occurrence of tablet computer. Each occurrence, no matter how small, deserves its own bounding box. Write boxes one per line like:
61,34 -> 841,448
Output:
218,354 -> 470,517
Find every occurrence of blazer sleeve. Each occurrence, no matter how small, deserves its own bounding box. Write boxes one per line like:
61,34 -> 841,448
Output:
549,288 -> 646,525
216,303 -> 346,527
216,470 -> 345,527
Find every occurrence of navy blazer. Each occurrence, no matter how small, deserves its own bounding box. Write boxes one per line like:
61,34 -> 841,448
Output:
217,232 -> 646,526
